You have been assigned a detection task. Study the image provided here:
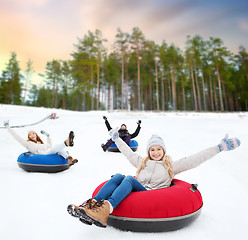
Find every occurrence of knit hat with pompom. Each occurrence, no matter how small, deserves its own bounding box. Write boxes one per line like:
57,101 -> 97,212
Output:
146,134 -> 166,153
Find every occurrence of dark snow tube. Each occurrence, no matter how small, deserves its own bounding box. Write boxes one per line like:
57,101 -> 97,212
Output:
92,179 -> 203,232
108,140 -> 138,152
17,152 -> 69,173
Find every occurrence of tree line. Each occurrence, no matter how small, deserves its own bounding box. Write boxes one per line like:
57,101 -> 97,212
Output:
1,27 -> 248,111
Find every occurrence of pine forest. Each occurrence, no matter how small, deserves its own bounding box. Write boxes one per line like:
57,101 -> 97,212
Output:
1,27 -> 248,112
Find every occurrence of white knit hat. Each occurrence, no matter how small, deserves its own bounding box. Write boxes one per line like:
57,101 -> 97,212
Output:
28,130 -> 37,135
146,134 -> 166,153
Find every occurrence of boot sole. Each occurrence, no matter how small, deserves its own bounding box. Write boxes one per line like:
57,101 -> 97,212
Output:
79,218 -> 93,226
101,144 -> 107,152
67,205 -> 79,217
77,208 -> 106,228
69,131 -> 75,147
67,205 -> 92,225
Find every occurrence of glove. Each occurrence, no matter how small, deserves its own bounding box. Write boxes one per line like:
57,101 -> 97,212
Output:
4,120 -> 9,127
40,130 -> 50,137
218,134 -> 240,152
137,120 -> 141,125
103,116 -> 107,120
50,113 -> 57,119
109,127 -> 119,141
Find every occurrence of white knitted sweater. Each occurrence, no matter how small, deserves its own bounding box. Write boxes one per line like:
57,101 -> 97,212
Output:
115,138 -> 220,190
7,128 -> 52,154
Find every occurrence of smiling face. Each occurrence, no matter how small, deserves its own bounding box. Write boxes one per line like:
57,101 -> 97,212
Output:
149,145 -> 164,161
121,124 -> 127,130
28,131 -> 37,142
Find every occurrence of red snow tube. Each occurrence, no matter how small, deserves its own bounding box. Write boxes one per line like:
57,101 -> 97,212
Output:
92,178 -> 203,232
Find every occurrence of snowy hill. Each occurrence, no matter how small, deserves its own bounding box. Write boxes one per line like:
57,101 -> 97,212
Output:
0,104 -> 248,240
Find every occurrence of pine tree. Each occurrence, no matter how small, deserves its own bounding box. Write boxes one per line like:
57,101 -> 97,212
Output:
130,27 -> 146,110
115,28 -> 129,109
0,52 -> 22,104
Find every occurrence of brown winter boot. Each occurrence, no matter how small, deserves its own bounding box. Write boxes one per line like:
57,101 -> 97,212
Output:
67,156 -> 78,166
68,199 -> 97,216
64,131 -> 75,147
67,199 -> 97,225
77,200 -> 110,228
78,198 -> 97,211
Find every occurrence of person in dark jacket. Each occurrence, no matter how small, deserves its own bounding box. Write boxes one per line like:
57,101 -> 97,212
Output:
101,116 -> 141,152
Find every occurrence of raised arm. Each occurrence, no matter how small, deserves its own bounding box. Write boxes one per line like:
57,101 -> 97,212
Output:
103,116 -> 112,131
173,134 -> 241,176
4,121 -> 52,153
172,146 -> 220,175
109,128 -> 142,168
115,138 -> 142,168
40,130 -> 52,148
6,126 -> 31,149
130,120 -> 141,139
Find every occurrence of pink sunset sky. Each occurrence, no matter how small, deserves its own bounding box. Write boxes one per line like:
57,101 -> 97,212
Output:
1,0 -> 248,84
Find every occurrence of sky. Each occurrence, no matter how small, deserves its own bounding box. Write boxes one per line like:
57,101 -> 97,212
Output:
1,0 -> 248,84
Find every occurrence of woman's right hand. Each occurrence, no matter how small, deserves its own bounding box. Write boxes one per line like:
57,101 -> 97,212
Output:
109,127 -> 119,141
4,120 -> 10,128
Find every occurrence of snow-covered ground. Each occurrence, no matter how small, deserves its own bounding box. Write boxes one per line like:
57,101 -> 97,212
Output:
0,104 -> 248,240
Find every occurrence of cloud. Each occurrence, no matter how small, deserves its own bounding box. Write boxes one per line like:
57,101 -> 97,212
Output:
0,0 -> 49,7
75,0 -> 199,49
0,0 -> 247,79
77,0 -> 198,31
239,19 -> 248,32
0,0 -> 80,72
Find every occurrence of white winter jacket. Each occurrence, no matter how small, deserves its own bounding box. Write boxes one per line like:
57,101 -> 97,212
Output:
7,128 -> 52,154
115,138 -> 220,190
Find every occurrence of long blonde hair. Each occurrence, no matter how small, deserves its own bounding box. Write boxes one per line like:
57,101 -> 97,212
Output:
136,154 -> 173,179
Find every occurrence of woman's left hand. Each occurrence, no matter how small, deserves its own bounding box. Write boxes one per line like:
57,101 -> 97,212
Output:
218,134 -> 241,151
40,130 -> 50,137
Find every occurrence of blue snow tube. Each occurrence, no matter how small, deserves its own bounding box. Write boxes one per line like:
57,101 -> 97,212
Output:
108,140 -> 138,152
17,152 -> 69,173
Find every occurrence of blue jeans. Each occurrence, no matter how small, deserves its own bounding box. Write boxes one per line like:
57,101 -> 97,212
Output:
93,173 -> 147,209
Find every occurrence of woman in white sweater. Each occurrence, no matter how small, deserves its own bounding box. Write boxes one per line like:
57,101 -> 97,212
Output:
68,129 -> 240,228
4,121 -> 78,166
